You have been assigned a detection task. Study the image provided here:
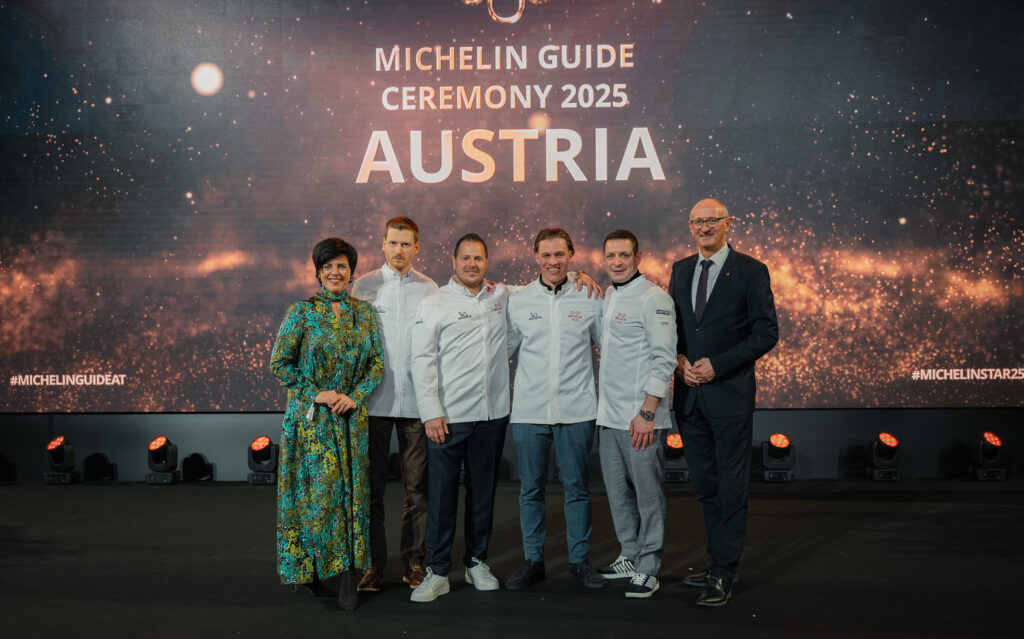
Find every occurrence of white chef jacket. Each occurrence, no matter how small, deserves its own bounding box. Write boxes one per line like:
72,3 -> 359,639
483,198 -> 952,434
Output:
596,274 -> 677,430
507,277 -> 601,424
410,278 -> 511,424
351,263 -> 438,419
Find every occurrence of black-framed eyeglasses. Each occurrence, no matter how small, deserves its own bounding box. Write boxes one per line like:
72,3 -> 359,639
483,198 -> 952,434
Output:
688,216 -> 730,229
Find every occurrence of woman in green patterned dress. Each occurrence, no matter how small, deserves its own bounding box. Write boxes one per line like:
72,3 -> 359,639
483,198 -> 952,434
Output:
270,237 -> 384,610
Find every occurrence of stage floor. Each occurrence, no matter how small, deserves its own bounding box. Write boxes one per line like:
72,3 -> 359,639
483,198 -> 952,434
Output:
2,479 -> 1022,638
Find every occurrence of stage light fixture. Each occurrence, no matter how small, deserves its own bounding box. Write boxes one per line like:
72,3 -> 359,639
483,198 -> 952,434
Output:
940,442 -> 972,479
868,432 -> 901,481
181,452 -> 214,481
247,435 -> 279,484
44,436 -> 80,484
761,433 -> 795,482
975,431 -> 1006,481
665,433 -> 684,459
664,432 -> 689,482
0,452 -> 16,482
83,452 -> 117,481
145,436 -> 180,484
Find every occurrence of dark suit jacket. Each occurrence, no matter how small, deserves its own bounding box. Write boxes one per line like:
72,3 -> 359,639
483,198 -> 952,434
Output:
668,245 -> 778,418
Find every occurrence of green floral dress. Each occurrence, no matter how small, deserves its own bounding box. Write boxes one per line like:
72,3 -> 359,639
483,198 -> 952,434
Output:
269,287 -> 383,584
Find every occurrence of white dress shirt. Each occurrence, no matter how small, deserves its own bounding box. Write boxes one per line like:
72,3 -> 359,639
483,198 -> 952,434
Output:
690,244 -> 730,311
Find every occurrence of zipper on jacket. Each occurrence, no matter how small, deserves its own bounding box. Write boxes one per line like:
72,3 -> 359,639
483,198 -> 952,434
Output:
549,292 -> 559,423
395,275 -> 405,416
478,294 -> 493,419
600,290 -> 617,424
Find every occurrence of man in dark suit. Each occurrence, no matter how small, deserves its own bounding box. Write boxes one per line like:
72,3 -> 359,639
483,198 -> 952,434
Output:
668,198 -> 779,607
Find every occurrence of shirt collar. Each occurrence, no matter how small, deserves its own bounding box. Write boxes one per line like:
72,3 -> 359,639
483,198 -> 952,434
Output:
611,271 -> 643,289
448,276 -> 493,298
696,244 -> 730,269
538,274 -> 568,294
382,262 -> 414,280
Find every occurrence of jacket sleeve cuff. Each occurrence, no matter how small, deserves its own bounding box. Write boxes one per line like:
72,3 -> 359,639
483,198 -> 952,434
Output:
643,378 -> 669,399
708,355 -> 733,378
418,398 -> 444,423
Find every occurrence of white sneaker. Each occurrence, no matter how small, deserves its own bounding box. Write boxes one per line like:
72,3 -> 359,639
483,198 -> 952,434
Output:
624,572 -> 659,598
410,568 -> 450,602
599,554 -> 635,580
464,557 -> 500,591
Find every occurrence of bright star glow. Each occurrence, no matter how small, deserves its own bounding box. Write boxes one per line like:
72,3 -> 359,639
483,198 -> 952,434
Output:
190,62 -> 224,96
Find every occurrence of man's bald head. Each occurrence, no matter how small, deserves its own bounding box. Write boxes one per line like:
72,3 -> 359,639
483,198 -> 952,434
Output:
690,198 -> 729,219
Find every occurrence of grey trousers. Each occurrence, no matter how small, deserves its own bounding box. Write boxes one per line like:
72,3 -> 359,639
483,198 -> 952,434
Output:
598,427 -> 666,576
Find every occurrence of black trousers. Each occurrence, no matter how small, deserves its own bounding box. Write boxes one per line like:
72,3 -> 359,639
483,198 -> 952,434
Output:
678,407 -> 753,581
367,416 -> 429,571
424,417 -> 508,576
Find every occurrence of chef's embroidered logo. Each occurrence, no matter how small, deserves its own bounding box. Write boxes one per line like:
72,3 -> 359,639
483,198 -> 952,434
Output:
567,310 -> 582,321
615,312 -> 627,324
656,309 -> 670,316
374,304 -> 386,314
492,302 -> 504,313
528,312 -> 541,320
458,311 -> 471,320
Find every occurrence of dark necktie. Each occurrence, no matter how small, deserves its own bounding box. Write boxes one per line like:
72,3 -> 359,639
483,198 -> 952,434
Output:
694,259 -> 712,322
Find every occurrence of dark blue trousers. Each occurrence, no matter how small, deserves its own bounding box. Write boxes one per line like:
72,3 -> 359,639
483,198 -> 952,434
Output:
425,417 -> 508,576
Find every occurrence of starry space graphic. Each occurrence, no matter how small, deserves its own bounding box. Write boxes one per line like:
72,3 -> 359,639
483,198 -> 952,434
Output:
1,0 -> 1021,412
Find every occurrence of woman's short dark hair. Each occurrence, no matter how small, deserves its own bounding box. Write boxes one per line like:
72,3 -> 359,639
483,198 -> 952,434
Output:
453,232 -> 488,258
312,237 -> 358,283
533,228 -> 574,254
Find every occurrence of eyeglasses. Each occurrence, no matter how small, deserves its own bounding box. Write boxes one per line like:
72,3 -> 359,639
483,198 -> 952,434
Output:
688,216 -> 730,229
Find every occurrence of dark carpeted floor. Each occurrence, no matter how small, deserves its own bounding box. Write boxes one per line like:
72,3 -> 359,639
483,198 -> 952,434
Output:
2,479 -> 1022,638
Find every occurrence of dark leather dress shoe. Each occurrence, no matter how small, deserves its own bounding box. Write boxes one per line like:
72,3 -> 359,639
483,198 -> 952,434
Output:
404,564 -> 426,588
697,575 -> 732,607
683,566 -> 739,588
358,566 -> 383,592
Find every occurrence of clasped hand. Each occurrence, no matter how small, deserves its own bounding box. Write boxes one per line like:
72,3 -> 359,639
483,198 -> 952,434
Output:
315,390 -> 356,415
676,355 -> 716,386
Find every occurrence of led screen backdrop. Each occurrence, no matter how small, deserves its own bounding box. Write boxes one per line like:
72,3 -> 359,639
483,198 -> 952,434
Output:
2,0 -> 1022,412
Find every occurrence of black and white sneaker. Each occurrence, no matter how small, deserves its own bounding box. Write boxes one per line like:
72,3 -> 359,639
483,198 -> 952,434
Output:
624,572 -> 659,598
599,555 -> 635,580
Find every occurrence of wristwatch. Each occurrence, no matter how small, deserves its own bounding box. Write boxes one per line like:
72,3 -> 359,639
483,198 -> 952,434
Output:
638,409 -> 655,422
